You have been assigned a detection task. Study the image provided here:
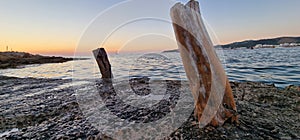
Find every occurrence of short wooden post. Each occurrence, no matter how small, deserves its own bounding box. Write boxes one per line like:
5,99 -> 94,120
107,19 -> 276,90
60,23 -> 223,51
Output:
170,0 -> 238,127
93,48 -> 113,79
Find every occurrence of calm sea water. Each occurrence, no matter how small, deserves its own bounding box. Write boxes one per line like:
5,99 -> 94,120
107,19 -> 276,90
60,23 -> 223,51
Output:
0,47 -> 299,88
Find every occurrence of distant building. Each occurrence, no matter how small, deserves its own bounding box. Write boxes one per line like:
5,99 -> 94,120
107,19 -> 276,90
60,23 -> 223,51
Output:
290,43 -> 298,47
279,43 -> 300,48
253,44 -> 276,49
253,44 -> 263,49
262,44 -> 276,48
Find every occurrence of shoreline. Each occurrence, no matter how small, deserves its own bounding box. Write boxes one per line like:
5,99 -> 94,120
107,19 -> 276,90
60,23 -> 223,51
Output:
0,76 -> 299,139
0,75 -> 298,90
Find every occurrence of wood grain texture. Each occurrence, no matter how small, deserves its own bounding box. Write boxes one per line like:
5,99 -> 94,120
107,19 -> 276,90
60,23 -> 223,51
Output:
170,0 -> 238,127
93,48 -> 113,79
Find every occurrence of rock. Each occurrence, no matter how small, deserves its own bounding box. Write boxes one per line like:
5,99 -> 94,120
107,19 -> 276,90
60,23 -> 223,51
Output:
0,52 -> 88,69
294,105 -> 300,112
271,128 -> 279,134
220,135 -> 227,139
56,134 -> 70,140
285,85 -> 300,91
280,136 -> 292,140
0,76 -> 299,140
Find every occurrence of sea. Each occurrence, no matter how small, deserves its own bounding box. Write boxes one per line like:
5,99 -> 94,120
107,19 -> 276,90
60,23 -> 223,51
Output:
0,47 -> 299,88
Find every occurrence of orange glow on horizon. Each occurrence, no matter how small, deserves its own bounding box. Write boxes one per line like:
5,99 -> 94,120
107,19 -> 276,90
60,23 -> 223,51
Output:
2,33 -> 299,56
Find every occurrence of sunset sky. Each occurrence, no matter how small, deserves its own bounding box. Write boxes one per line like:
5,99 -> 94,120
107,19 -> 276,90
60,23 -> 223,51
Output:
0,0 -> 299,56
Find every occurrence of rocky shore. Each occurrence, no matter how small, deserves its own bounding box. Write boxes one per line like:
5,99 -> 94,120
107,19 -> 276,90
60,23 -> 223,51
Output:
0,52 -> 86,69
0,76 -> 299,139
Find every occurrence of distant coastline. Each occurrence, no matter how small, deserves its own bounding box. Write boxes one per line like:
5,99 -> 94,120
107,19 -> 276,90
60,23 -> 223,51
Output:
163,36 -> 300,53
162,49 -> 180,53
0,51 -> 89,69
217,36 -> 300,49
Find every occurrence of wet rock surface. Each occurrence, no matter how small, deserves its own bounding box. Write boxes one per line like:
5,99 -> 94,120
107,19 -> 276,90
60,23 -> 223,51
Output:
0,76 -> 101,139
0,76 -> 299,139
97,79 -> 181,123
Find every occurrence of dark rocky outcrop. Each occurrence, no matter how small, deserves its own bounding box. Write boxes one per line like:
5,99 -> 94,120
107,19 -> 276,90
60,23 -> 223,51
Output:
0,52 -> 88,69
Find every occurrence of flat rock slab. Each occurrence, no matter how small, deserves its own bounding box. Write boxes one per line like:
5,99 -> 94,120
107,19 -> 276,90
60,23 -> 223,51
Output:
0,76 -> 299,139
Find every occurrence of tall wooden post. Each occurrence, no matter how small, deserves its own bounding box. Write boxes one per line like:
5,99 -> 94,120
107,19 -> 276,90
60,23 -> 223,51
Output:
170,0 -> 238,127
93,48 -> 113,79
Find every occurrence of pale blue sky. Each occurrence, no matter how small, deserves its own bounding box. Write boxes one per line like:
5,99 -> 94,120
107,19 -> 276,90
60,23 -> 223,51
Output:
0,0 -> 299,55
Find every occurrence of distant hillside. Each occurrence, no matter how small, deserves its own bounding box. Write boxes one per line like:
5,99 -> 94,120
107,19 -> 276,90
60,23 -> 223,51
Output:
162,37 -> 300,53
219,37 -> 300,49
162,49 -> 179,53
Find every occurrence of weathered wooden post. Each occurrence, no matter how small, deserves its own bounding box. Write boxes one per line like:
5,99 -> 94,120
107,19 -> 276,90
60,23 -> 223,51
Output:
92,48 -> 113,79
170,0 -> 238,127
